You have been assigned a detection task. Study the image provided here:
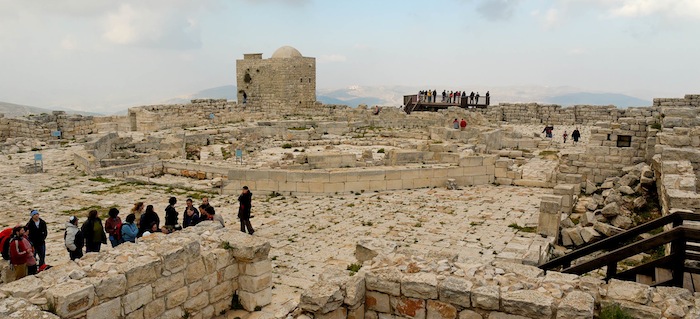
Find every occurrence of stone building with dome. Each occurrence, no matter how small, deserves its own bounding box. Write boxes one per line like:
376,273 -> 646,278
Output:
236,46 -> 316,112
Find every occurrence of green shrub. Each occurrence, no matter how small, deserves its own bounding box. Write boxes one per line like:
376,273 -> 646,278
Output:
281,143 -> 293,149
377,148 -> 385,153
347,263 -> 362,275
600,303 -> 633,319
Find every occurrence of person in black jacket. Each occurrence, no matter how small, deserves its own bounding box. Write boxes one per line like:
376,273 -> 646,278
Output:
238,186 -> 254,235
182,198 -> 200,228
164,197 -> 178,232
81,210 -> 107,253
26,210 -> 48,266
572,128 -> 581,144
139,205 -> 160,237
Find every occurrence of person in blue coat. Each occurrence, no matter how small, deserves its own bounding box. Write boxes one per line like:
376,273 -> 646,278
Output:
121,214 -> 139,243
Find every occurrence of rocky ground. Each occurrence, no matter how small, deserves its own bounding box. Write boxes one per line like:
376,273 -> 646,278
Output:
0,124 -> 594,317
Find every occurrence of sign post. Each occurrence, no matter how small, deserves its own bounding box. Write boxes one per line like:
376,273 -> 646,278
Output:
33,153 -> 43,173
235,149 -> 243,165
51,131 -> 62,139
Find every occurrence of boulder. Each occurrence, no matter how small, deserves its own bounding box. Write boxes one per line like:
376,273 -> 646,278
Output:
585,180 -> 597,195
562,227 -> 584,246
580,211 -> 596,227
593,222 -> 624,237
618,174 -> 639,188
619,186 -> 635,195
300,282 -> 344,314
355,239 -> 398,263
556,291 -> 594,319
611,215 -> 633,229
580,227 -> 601,243
501,290 -> 553,318
601,202 -> 620,218
607,279 -> 650,304
633,197 -> 647,209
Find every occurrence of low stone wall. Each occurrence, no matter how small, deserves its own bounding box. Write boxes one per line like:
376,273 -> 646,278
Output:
476,103 -> 657,126
299,255 -> 700,319
128,99 -> 243,132
0,111 -> 97,141
163,161 -> 229,180
225,155 -> 497,195
653,94 -> 700,108
0,222 -> 272,318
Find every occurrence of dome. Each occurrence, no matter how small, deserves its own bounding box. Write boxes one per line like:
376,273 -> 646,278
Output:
271,46 -> 302,59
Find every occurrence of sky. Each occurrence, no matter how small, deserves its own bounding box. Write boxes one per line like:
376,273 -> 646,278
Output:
1,0 -> 699,113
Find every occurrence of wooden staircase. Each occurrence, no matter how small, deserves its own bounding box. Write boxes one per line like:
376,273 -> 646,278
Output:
539,210 -> 700,290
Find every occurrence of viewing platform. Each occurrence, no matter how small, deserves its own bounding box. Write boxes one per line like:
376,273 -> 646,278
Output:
403,94 -> 490,114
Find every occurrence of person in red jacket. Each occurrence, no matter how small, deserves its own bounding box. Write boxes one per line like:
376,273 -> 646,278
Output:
460,119 -> 467,131
9,226 -> 37,280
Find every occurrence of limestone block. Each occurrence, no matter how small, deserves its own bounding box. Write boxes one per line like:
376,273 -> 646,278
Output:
300,282 -> 344,313
493,261 -> 544,278
239,287 -> 271,311
239,259 -> 271,277
460,156 -> 483,167
538,196 -> 562,239
345,273 -> 366,306
144,298 -> 165,319
166,286 -> 188,309
315,307 -> 348,319
366,291 -> 391,313
556,291 -> 594,319
185,258 -> 206,283
209,281 -> 235,303
160,308 -> 185,319
601,202 -> 620,218
391,296 -> 426,319
458,310 -> 482,319
580,211 -> 596,227
0,275 -> 44,299
471,285 -> 499,311
426,300 -> 457,319
159,243 -> 194,274
365,268 -> 402,296
401,272 -> 438,299
607,279 -> 650,304
239,273 -> 272,293
501,290 -> 553,318
438,276 -> 473,308
602,300 -> 662,319
183,291 -> 209,313
562,227 -> 584,246
44,280 -> 95,318
123,285 -> 153,314
154,272 -> 184,297
86,297 -> 121,319
593,222 -> 623,237
348,303 -> 365,319
580,227 -> 601,243
217,230 -> 270,262
611,215 -> 633,229
120,255 -> 162,288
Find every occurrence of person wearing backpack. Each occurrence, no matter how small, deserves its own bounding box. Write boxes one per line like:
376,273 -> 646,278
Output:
25,210 -> 47,267
9,226 -> 36,280
0,227 -> 14,261
64,216 -> 84,261
105,208 -> 122,247
121,214 -> 138,243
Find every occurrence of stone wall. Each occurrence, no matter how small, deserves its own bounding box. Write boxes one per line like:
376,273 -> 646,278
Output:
653,94 -> 700,108
0,111 -> 97,141
299,255 -> 700,319
225,155 -> 496,195
476,103 -> 656,126
128,99 -> 242,132
0,222 -> 272,318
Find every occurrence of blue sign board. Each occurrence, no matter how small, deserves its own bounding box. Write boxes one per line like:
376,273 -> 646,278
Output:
51,130 -> 61,137
235,149 -> 243,158
209,113 -> 215,119
34,153 -> 43,161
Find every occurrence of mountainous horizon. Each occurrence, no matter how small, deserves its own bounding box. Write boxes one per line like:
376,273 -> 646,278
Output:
0,85 -> 654,117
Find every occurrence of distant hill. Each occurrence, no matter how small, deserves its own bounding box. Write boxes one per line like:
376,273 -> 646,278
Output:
162,85 -> 238,104
543,92 -> 650,108
0,101 -> 103,118
317,95 -> 386,106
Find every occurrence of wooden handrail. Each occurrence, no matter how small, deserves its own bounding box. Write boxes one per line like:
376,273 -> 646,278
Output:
540,211 -> 700,270
563,227 -> 685,275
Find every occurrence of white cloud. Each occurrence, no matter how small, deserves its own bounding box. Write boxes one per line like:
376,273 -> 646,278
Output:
544,8 -> 561,28
60,35 -> 78,51
476,0 -> 521,21
319,54 -> 347,63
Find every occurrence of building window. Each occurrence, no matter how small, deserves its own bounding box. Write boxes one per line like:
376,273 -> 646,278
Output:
617,135 -> 631,147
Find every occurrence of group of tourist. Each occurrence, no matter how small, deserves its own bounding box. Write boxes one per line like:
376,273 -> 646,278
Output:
418,90 -> 490,105
542,125 -> 582,144
2,186 -> 256,281
452,118 -> 468,131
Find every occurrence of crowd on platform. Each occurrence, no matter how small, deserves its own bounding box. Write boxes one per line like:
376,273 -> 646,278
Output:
418,90 -> 490,105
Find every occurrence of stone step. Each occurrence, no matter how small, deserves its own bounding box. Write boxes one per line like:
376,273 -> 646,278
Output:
513,179 -> 552,188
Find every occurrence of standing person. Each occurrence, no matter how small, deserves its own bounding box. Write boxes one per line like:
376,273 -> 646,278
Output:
485,91 -> 490,105
470,91 -> 475,104
427,89 -> 432,103
25,210 -> 47,267
9,226 -> 36,279
81,210 -> 107,253
475,92 -> 480,104
104,208 -> 122,247
563,131 -> 568,143
242,91 -> 247,104
138,205 -> 160,237
164,197 -> 178,232
131,202 -> 144,229
432,90 -> 437,103
572,128 -> 581,144
460,119 -> 467,131
442,90 -> 446,102
64,216 -> 84,261
121,214 -> 138,243
238,186 -> 255,235
452,118 -> 459,129
182,199 -> 200,228
200,197 -> 215,216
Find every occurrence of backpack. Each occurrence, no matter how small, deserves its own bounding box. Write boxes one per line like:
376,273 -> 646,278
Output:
0,227 -> 13,260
